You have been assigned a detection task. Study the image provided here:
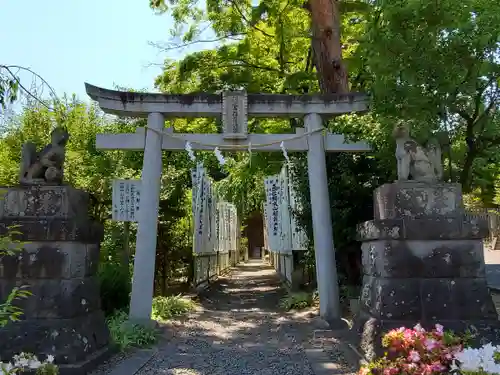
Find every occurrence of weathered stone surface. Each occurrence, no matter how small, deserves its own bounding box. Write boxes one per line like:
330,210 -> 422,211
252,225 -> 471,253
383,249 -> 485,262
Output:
0,242 -> 100,279
359,276 -> 422,320
0,218 -> 103,243
0,185 -> 109,372
373,182 -> 463,220
359,275 -> 495,322
361,240 -> 486,278
355,181 -> 499,361
357,216 -> 488,241
0,277 -> 102,319
0,311 -> 109,364
421,278 -> 496,320
0,185 -> 90,219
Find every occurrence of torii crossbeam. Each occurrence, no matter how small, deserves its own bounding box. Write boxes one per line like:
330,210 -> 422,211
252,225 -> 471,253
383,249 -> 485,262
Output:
85,83 -> 371,325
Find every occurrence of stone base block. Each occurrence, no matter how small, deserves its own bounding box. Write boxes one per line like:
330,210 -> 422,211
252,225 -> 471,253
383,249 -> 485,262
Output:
360,239 -> 487,278
19,345 -> 115,375
0,241 -> 100,280
0,277 -> 102,319
374,182 -> 463,220
0,185 -> 90,219
352,315 -> 500,361
0,311 -> 110,365
54,345 -> 114,375
360,275 -> 497,321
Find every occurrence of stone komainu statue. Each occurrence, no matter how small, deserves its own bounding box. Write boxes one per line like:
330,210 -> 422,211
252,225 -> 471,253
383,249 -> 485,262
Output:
19,127 -> 70,185
393,122 -> 443,183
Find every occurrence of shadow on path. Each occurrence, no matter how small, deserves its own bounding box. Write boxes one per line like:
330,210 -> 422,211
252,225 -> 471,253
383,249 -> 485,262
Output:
138,260 -> 316,375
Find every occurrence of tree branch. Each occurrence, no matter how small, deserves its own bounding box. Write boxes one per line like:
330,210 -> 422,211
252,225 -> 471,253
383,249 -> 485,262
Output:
226,0 -> 275,38
0,65 -> 57,111
221,61 -> 281,72
148,34 -> 246,52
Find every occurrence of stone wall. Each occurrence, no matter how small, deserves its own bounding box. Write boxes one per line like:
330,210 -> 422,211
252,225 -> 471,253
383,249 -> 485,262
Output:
0,185 -> 110,374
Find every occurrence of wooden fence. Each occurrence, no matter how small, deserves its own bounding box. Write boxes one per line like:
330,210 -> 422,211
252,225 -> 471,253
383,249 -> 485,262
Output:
466,208 -> 500,249
192,251 -> 238,288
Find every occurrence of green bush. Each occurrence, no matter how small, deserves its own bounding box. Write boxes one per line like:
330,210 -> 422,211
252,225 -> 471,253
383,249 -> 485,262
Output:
152,295 -> 196,321
106,311 -> 158,351
279,292 -> 313,310
98,262 -> 131,316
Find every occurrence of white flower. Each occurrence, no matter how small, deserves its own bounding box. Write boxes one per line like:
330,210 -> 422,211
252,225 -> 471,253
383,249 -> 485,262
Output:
413,323 -> 425,333
14,357 -> 29,367
455,343 -> 500,374
0,362 -> 13,374
0,352 -> 57,375
28,358 -> 42,369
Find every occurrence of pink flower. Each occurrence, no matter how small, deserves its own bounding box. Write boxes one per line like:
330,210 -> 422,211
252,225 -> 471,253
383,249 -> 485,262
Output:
408,350 -> 421,362
359,367 -> 370,375
434,324 -> 444,333
405,363 -> 417,371
422,364 -> 434,375
431,362 -> 446,372
403,329 -> 417,343
424,338 -> 439,351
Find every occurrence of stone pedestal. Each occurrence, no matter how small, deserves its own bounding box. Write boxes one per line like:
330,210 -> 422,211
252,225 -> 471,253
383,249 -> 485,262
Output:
353,181 -> 500,361
0,185 -> 110,374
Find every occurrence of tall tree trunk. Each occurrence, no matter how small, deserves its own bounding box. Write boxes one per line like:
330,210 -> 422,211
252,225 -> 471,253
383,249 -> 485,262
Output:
461,122 -> 476,193
460,150 -> 476,194
306,0 -> 349,94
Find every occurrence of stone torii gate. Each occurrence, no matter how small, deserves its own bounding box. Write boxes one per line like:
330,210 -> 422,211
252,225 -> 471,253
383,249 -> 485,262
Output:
85,83 -> 370,324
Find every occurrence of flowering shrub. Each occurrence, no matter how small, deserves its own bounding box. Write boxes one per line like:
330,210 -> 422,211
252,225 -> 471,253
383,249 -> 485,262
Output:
360,323 -> 464,375
0,353 -> 58,374
359,324 -> 500,375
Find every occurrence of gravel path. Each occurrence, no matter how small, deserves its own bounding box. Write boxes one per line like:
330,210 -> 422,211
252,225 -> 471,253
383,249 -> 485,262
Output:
137,260 -> 315,375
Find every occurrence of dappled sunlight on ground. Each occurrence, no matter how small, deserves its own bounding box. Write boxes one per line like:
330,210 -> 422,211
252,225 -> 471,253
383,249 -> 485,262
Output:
223,286 -> 279,293
136,260 -> 318,375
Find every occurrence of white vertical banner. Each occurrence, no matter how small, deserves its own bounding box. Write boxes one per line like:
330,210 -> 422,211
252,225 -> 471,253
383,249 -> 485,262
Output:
264,175 -> 281,252
263,165 -> 308,253
201,174 -> 210,252
288,167 -> 308,250
216,201 -> 222,252
224,204 -> 230,252
209,189 -> 218,253
279,165 -> 292,253
112,179 -> 141,222
191,164 -> 239,255
192,164 -> 206,253
230,205 -> 237,250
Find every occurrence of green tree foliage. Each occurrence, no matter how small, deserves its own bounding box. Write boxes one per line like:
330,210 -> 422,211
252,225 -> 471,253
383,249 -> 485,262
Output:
361,0 -> 500,197
2,0 -> 500,315
147,0 -> 500,286
0,99 -> 195,314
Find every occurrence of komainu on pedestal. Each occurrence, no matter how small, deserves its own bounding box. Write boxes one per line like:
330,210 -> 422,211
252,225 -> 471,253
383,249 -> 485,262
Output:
0,129 -> 110,375
353,124 -> 500,361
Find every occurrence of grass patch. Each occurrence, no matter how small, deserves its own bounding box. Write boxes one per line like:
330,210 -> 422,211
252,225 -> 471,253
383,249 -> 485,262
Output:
152,295 -> 196,321
106,311 -> 158,351
279,291 -> 314,310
